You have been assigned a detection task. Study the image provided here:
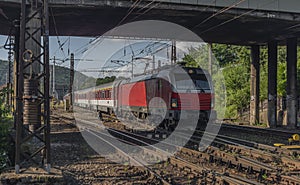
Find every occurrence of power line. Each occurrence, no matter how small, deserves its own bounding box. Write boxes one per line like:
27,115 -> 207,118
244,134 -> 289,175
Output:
194,0 -> 246,28
198,0 -> 277,35
116,0 -> 142,27
51,37 -> 69,57
72,0 -> 271,67
73,0 -> 142,56
74,37 -> 98,55
50,7 -> 67,58
73,0 -> 161,57
79,69 -> 132,73
129,0 -> 161,22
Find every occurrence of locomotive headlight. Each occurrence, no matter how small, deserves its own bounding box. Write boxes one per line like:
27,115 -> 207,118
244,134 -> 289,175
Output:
188,69 -> 194,74
171,98 -> 178,108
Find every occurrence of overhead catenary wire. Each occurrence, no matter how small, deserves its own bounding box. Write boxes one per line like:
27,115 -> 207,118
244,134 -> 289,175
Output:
194,0 -> 246,28
73,1 -> 162,56
50,7 -> 67,59
73,0 -> 162,57
115,41 -> 168,62
72,0 -> 279,72
129,0 -> 161,22
67,36 -> 70,56
134,0 -> 157,14
73,37 -> 99,55
90,0 -> 235,55
73,0 -> 143,56
197,0 -> 277,35
116,0 -> 142,27
51,37 -> 69,58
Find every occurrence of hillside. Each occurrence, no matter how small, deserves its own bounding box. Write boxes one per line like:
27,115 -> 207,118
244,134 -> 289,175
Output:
51,65 -> 96,99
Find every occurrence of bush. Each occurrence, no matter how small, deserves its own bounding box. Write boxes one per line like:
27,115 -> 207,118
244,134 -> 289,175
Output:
0,87 -> 12,171
0,119 -> 12,172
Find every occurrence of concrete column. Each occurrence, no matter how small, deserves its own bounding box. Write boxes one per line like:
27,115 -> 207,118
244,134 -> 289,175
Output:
267,41 -> 278,128
250,45 -> 260,125
286,38 -> 298,128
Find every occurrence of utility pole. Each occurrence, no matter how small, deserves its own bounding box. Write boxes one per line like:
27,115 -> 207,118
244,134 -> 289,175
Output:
208,43 -> 212,74
13,22 -> 20,129
131,55 -> 134,78
52,57 -> 56,98
8,36 -> 13,107
158,60 -> 161,69
69,53 -> 74,111
152,55 -> 155,73
171,40 -> 176,65
4,35 -> 15,107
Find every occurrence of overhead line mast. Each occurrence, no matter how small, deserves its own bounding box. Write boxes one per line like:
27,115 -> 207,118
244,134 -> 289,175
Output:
15,0 -> 51,174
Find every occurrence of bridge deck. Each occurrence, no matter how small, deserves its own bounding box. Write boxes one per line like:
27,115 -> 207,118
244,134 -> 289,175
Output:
0,0 -> 300,44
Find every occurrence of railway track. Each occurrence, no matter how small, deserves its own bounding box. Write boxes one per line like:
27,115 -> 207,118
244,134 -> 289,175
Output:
53,110 -> 300,184
76,117 -> 263,184
219,123 -> 300,145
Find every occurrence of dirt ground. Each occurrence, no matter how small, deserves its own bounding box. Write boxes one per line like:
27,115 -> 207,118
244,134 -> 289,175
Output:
0,111 -> 155,185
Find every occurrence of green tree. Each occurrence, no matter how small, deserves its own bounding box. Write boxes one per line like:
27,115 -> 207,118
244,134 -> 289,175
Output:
258,46 -> 287,102
182,44 -> 299,119
183,44 -> 251,118
222,63 -> 250,117
96,76 -> 116,86
0,87 -> 10,119
0,87 -> 12,171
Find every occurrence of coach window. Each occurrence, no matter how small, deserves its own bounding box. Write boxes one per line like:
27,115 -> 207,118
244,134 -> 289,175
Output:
101,91 -> 105,99
157,79 -> 162,90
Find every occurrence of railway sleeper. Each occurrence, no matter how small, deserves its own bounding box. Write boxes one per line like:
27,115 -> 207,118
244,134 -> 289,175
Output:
281,156 -> 300,170
280,175 -> 300,185
227,145 -> 275,163
209,153 -> 275,174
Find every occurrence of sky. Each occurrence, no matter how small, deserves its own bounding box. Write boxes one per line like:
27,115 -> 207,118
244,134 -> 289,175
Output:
0,35 -> 122,78
0,19 -> 210,80
0,35 -> 93,66
0,34 -> 204,79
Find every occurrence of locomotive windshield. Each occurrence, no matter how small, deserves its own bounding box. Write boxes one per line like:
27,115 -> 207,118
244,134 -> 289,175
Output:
174,73 -> 211,92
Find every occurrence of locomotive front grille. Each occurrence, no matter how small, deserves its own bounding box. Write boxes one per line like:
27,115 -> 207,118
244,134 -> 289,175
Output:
179,97 -> 211,110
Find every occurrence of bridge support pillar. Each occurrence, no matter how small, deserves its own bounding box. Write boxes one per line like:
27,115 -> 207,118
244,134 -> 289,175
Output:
250,46 -> 260,125
286,38 -> 298,128
267,41 -> 278,128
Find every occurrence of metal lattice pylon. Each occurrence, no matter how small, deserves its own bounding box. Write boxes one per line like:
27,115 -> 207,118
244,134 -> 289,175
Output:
15,0 -> 50,174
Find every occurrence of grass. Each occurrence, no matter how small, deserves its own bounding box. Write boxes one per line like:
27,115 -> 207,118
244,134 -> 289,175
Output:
254,122 -> 268,127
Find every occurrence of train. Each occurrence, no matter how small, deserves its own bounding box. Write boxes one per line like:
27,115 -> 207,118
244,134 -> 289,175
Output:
68,65 -> 216,130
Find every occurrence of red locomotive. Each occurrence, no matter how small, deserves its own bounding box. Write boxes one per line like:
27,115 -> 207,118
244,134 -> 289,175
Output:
73,65 -> 216,130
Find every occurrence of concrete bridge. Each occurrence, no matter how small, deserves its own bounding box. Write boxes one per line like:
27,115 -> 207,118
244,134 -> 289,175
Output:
0,0 -> 299,128
0,0 -> 300,44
